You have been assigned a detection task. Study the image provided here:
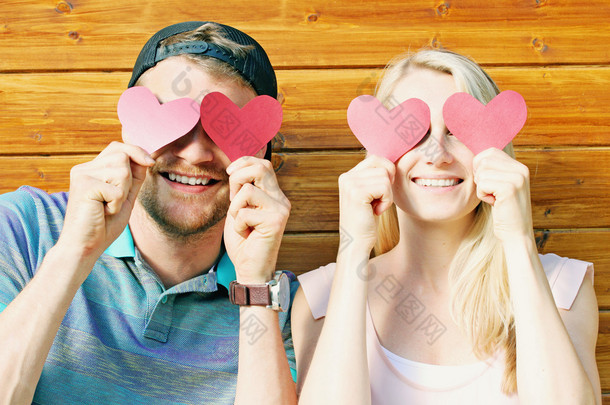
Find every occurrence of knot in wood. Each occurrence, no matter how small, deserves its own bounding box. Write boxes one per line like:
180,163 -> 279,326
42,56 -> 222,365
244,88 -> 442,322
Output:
532,37 -> 548,52
55,1 -> 73,14
271,153 -> 285,172
436,2 -> 450,16
307,13 -> 319,22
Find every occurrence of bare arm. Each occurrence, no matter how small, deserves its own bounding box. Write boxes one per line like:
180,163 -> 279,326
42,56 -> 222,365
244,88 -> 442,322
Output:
297,248 -> 372,405
0,142 -> 152,403
291,287 -> 325,396
473,148 -> 600,404
297,156 -> 395,405
224,157 -> 296,405
235,306 -> 297,405
0,244 -> 95,403
505,238 -> 600,405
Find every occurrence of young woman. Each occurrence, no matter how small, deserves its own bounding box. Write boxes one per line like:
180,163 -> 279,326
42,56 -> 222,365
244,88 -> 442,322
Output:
292,49 -> 600,404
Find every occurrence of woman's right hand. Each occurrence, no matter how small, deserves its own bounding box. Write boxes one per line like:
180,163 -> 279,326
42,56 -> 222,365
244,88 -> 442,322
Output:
337,155 -> 396,254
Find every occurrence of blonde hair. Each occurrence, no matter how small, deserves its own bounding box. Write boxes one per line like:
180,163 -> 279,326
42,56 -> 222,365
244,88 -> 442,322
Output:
373,49 -> 517,394
137,22 -> 255,91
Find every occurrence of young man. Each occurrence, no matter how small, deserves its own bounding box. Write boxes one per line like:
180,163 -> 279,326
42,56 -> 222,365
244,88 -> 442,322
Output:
0,21 -> 297,404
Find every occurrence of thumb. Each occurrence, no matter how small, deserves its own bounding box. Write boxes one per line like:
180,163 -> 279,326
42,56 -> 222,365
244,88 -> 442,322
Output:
124,162 -> 149,210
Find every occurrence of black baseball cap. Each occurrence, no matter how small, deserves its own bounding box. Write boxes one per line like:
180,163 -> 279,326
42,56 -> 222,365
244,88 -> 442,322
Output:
128,21 -> 277,159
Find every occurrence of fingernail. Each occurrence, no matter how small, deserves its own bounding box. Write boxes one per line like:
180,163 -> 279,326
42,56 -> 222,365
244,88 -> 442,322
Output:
145,156 -> 155,165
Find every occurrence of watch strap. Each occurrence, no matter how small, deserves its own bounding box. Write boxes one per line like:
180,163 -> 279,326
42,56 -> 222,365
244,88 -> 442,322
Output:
229,281 -> 271,306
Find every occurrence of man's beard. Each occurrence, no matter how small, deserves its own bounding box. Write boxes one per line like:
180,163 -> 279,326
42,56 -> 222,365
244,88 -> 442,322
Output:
138,159 -> 230,240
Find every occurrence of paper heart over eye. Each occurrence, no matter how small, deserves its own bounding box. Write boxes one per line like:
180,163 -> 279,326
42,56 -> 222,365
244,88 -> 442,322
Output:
443,90 -> 528,155
117,86 -> 201,154
347,95 -> 431,162
200,92 -> 282,162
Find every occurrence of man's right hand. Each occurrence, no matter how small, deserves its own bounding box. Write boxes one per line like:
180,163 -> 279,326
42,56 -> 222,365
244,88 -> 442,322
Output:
57,141 -> 154,262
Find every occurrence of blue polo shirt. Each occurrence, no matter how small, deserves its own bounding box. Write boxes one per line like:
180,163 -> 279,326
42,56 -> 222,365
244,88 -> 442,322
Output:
0,186 -> 298,404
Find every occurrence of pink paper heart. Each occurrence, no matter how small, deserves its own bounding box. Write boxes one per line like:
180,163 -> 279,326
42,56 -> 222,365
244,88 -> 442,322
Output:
117,86 -> 201,154
347,95 -> 431,162
443,90 -> 527,155
200,92 -> 282,161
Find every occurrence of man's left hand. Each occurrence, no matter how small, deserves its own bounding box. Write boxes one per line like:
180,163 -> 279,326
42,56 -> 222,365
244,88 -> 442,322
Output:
224,156 -> 291,284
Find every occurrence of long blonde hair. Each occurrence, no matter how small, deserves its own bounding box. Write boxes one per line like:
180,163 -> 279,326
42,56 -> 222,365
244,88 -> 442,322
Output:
373,49 -> 517,394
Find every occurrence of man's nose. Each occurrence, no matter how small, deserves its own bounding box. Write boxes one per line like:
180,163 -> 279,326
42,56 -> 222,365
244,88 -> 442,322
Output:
171,124 -> 216,165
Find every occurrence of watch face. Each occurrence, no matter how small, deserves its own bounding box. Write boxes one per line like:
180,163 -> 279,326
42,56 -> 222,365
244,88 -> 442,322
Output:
269,271 -> 290,312
277,272 -> 290,312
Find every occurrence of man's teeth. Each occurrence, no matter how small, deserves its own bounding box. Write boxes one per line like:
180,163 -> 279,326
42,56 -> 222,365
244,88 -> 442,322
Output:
167,173 -> 211,185
414,178 -> 459,187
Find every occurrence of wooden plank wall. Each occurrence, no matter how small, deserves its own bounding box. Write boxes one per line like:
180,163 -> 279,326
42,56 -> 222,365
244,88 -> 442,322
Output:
1,0 -> 609,398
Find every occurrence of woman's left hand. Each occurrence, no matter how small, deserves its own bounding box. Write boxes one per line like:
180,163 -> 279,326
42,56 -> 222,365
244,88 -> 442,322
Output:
473,148 -> 534,243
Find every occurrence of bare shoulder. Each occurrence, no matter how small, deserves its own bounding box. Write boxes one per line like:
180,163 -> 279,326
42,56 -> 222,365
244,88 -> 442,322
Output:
558,270 -> 598,343
291,286 -> 325,394
558,271 -> 601,400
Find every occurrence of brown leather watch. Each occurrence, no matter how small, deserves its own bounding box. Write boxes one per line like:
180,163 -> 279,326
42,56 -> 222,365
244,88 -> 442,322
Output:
229,271 -> 290,312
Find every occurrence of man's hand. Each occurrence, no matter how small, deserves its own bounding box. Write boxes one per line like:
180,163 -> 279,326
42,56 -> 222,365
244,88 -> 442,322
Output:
223,156 -> 290,284
58,141 -> 154,262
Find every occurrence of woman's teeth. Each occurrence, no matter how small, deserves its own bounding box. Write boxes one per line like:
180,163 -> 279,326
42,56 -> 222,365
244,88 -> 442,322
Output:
414,178 -> 459,187
168,173 -> 211,186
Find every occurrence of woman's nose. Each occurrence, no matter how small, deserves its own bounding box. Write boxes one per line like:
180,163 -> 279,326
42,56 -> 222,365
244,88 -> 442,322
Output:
422,133 -> 454,167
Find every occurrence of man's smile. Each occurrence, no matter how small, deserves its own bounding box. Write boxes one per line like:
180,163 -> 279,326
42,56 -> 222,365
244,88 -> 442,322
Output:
162,171 -> 219,186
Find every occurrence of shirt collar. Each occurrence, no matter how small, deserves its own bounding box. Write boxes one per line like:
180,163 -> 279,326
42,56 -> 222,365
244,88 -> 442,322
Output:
104,226 -> 236,290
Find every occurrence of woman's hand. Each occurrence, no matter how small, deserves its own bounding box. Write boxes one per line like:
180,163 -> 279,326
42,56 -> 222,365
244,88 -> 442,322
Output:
338,155 -> 396,253
473,147 -> 533,243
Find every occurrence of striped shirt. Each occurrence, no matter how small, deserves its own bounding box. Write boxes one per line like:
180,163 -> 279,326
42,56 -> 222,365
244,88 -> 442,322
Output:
0,186 -> 298,404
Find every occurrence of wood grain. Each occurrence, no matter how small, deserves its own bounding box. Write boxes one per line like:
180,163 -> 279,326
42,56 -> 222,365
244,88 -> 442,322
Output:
1,67 -> 609,155
280,230 -> 609,286
1,148 -> 608,229
275,149 -> 610,230
535,229 -> 610,308
2,0 -> 609,393
284,232 -> 610,388
2,0 -> 610,71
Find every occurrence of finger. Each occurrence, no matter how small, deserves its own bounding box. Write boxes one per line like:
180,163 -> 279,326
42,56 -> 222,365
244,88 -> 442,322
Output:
96,141 -> 156,168
373,187 -> 394,216
475,179 -> 496,206
231,207 -> 286,238
228,161 -> 279,200
353,155 -> 396,184
340,174 -> 394,215
124,160 -> 148,210
88,146 -> 154,211
473,147 -> 523,174
226,155 -> 270,175
98,163 -> 133,188
475,168 -> 527,194
369,180 -> 394,216
228,183 -> 283,219
85,181 -> 127,215
475,172 -> 526,206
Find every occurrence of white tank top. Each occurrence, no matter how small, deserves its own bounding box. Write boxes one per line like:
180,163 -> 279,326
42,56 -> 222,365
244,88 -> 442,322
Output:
298,253 -> 592,404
